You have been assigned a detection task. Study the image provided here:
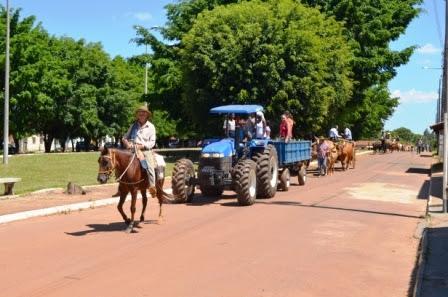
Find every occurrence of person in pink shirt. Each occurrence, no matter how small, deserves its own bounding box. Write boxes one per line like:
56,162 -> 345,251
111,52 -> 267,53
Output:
279,114 -> 288,139
284,111 -> 294,142
317,137 -> 329,176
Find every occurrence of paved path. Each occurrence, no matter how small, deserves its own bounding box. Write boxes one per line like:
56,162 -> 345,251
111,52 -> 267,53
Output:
0,151 -> 432,297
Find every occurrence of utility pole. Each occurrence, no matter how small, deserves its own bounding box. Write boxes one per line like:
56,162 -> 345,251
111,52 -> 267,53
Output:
144,44 -> 148,94
3,0 -> 10,164
443,0 -> 448,212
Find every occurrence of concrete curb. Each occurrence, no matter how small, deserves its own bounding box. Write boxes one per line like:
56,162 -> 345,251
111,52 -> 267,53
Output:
413,156 -> 438,297
413,228 -> 429,297
0,187 -> 174,225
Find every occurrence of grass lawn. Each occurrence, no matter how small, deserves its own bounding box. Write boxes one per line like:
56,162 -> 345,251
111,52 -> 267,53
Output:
0,152 -> 175,195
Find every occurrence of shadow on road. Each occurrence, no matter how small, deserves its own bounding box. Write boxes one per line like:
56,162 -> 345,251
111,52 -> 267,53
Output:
255,200 -> 423,219
65,221 -> 139,236
417,180 -> 430,200
406,167 -> 430,175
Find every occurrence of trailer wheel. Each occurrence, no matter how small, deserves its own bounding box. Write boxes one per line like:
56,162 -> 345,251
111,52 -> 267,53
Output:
172,158 -> 195,203
234,159 -> 257,206
200,186 -> 224,197
298,165 -> 307,186
278,168 -> 290,191
252,144 -> 278,198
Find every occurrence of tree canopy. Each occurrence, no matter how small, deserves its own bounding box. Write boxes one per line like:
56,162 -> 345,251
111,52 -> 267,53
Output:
180,0 -> 353,135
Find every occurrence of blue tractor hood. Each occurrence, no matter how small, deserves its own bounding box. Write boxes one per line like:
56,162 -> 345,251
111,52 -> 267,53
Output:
202,138 -> 234,157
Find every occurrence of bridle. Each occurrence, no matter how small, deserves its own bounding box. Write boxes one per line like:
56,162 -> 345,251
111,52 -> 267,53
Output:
98,149 -> 144,185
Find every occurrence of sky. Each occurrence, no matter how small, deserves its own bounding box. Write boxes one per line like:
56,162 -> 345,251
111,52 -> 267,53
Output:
11,0 -> 442,134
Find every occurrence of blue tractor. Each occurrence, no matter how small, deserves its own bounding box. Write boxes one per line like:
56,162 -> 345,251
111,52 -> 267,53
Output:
171,105 -> 310,206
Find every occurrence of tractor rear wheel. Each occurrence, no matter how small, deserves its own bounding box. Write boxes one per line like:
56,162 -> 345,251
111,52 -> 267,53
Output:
252,144 -> 278,198
234,159 -> 257,206
172,158 -> 195,203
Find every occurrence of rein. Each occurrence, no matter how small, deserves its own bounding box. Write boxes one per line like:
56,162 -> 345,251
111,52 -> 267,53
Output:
99,149 -> 145,185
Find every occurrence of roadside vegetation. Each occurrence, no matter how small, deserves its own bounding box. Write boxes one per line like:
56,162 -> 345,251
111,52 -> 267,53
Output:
0,153 -> 175,194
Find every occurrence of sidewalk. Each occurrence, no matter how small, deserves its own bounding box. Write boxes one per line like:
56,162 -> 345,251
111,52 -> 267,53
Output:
415,156 -> 448,297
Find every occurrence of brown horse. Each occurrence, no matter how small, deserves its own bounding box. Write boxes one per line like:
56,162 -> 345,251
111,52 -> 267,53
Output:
336,140 -> 356,170
97,147 -> 174,233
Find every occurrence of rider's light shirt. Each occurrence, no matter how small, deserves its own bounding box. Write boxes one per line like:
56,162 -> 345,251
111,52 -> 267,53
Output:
329,127 -> 340,138
124,120 -> 156,150
344,128 -> 352,140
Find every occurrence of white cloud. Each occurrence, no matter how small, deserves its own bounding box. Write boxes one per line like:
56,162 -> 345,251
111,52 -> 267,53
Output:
125,12 -> 152,22
392,89 -> 438,104
416,43 -> 441,55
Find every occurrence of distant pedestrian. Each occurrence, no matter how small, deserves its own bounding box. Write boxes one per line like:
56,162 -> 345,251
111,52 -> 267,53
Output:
317,137 -> 329,176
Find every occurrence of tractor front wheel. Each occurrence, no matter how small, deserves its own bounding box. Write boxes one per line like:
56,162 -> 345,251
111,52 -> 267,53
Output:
234,159 -> 257,206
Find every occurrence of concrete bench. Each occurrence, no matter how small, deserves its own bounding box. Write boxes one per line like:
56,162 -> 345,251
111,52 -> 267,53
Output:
0,177 -> 22,195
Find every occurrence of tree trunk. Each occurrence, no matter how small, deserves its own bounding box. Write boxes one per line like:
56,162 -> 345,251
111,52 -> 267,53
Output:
70,139 -> 75,152
59,138 -> 66,152
44,135 -> 54,153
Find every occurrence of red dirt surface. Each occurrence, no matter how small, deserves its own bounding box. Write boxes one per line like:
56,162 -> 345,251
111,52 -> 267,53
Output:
0,151 -> 433,297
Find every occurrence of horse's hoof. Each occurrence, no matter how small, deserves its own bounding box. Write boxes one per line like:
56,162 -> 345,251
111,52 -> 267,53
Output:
125,218 -> 131,225
125,222 -> 134,233
140,216 -> 145,222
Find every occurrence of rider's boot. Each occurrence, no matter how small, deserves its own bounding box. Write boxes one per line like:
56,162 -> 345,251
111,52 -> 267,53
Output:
140,159 -> 156,196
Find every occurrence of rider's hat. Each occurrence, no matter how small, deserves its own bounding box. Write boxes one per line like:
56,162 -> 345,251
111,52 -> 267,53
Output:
135,103 -> 152,118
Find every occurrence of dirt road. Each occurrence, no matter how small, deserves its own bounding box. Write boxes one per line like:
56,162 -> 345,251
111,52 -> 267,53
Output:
0,151 -> 431,297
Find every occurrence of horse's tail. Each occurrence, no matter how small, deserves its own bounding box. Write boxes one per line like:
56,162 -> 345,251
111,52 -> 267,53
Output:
155,180 -> 179,204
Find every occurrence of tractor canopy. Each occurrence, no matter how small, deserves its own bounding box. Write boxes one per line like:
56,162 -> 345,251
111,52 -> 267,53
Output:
209,104 -> 263,115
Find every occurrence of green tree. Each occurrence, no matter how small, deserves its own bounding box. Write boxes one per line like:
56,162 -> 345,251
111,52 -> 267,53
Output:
302,0 -> 422,138
392,127 -> 415,143
180,0 -> 353,135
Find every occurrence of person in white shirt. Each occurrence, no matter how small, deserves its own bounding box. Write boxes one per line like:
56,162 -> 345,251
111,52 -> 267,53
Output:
122,104 -> 156,187
255,111 -> 266,138
223,113 -> 236,138
328,125 -> 340,141
344,127 -> 352,140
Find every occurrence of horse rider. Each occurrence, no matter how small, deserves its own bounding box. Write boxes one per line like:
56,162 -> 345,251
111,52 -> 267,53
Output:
344,126 -> 352,141
122,104 -> 156,190
328,125 -> 341,141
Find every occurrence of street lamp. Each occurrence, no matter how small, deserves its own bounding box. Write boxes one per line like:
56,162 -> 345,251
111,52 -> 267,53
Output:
3,0 -> 10,164
139,25 -> 161,95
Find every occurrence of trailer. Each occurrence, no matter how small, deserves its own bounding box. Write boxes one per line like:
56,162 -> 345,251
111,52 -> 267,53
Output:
271,140 -> 311,191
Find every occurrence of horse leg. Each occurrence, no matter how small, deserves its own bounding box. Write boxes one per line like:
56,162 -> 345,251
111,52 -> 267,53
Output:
140,188 -> 148,222
125,190 -> 137,233
156,179 -> 164,224
117,188 -> 130,225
